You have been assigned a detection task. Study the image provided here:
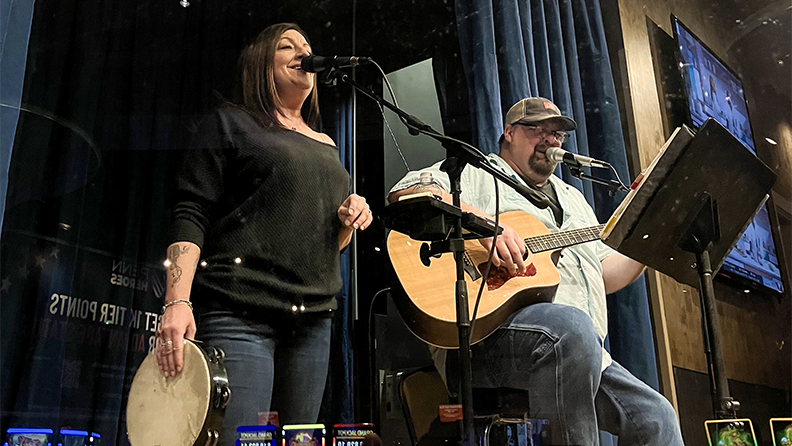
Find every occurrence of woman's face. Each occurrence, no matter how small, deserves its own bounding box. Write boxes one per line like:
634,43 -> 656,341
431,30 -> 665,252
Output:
273,29 -> 314,96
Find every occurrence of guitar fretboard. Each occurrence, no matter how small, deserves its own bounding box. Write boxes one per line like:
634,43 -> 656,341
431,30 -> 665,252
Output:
525,224 -> 606,253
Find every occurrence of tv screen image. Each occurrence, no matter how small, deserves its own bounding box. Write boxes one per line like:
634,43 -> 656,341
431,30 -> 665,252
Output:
674,19 -> 756,152
721,205 -> 785,293
673,16 -> 785,295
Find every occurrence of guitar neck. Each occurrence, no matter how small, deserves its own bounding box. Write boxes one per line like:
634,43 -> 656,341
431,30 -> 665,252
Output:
525,224 -> 606,253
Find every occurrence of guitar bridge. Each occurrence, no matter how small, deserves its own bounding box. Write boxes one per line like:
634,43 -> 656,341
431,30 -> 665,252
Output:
463,252 -> 482,281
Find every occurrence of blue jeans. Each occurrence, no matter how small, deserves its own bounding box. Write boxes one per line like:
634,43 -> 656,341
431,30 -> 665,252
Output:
468,303 -> 684,446
196,309 -> 332,446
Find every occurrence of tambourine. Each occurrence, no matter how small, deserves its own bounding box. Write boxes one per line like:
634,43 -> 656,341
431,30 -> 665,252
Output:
127,340 -> 231,446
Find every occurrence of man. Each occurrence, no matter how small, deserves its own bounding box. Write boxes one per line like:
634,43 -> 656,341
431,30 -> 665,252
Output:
388,97 -> 684,445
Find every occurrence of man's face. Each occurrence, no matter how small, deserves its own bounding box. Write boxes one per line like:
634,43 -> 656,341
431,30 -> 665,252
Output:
501,121 -> 566,186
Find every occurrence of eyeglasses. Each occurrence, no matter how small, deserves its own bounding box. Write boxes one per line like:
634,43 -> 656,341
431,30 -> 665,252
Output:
516,123 -> 568,144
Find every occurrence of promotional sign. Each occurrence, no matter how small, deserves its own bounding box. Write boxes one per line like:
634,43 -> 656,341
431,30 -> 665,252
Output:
332,424 -> 374,446
282,424 -> 325,446
770,418 -> 792,446
5,428 -> 53,446
704,419 -> 757,446
237,425 -> 277,446
59,429 -> 101,446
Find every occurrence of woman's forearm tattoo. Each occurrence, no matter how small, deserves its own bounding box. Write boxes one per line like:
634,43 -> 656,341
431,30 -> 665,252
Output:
168,245 -> 190,287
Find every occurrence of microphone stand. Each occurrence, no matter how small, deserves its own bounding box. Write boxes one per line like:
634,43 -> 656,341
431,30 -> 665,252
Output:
564,163 -> 629,197
321,67 -> 549,446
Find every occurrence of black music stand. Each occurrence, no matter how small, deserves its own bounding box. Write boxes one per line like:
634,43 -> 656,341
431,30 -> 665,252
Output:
382,196 -> 501,242
601,119 -> 777,418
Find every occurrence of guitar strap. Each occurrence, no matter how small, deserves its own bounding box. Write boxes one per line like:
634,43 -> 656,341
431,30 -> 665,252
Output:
532,181 -> 563,227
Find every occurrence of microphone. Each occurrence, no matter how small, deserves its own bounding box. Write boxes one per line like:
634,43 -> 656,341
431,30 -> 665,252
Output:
301,55 -> 371,73
545,146 -> 609,168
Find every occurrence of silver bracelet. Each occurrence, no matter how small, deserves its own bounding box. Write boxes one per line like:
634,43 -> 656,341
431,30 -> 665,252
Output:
161,299 -> 193,314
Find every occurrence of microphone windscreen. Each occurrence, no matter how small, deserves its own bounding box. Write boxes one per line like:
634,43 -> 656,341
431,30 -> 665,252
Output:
544,146 -> 566,163
301,55 -> 325,72
362,432 -> 382,446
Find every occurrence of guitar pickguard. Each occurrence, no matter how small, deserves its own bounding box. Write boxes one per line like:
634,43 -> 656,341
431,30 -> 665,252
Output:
477,262 -> 538,291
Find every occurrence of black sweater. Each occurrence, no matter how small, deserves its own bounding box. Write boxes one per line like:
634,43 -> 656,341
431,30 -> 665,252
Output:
169,106 -> 350,313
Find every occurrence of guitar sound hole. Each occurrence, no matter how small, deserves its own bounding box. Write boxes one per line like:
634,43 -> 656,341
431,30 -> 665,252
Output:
477,262 -> 538,291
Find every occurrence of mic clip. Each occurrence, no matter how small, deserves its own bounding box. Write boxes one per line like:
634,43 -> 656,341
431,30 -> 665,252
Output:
565,162 -> 584,178
319,67 -> 339,86
562,163 -> 628,197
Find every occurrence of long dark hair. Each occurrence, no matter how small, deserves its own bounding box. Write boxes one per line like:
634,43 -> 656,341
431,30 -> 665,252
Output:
239,23 -> 320,129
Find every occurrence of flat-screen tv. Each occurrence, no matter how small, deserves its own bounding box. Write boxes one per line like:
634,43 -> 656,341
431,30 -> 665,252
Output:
673,16 -> 785,295
673,17 -> 756,153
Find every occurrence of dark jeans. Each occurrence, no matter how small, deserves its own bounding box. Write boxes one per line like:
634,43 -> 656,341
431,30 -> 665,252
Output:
196,309 -> 332,446
469,303 -> 684,446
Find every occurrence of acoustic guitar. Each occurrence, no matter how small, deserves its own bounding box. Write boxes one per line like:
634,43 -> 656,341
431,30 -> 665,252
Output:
387,210 -> 605,348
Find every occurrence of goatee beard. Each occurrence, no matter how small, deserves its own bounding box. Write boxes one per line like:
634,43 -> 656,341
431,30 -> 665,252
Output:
528,153 -> 556,178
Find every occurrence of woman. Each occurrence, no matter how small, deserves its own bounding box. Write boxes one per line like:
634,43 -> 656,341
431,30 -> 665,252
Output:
156,23 -> 372,443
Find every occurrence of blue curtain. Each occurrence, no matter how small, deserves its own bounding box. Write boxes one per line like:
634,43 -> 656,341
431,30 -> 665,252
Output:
320,95 -> 356,423
0,0 -> 36,233
455,0 -> 659,440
